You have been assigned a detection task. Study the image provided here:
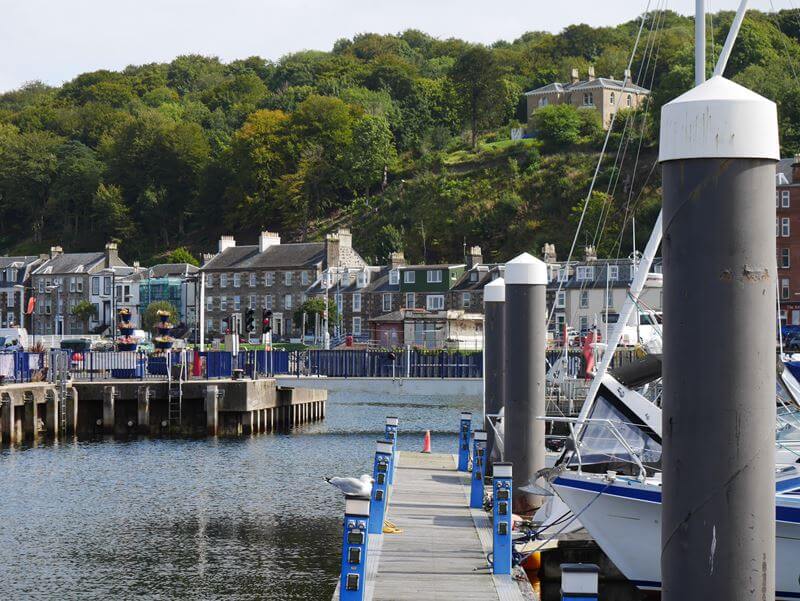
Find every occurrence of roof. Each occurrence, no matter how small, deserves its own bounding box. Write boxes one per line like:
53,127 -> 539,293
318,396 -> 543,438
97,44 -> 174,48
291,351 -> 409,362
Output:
525,77 -> 650,96
777,158 -> 796,186
451,264 -> 504,291
202,243 -> 326,271
365,267 -> 400,294
546,258 -> 663,290
33,252 -> 127,275
147,263 -> 199,278
0,256 -> 40,269
524,82 -> 565,95
400,264 -> 465,270
306,266 -> 381,295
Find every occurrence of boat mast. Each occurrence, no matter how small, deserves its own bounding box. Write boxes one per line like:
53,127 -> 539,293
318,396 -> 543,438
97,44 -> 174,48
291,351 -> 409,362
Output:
695,0 -> 706,86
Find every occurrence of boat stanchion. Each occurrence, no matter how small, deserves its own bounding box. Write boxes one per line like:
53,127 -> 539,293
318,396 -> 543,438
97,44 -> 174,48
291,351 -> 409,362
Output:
470,430 -> 487,509
457,412 -> 472,471
368,440 -> 393,535
492,462 -> 513,575
384,416 -> 398,484
560,563 -> 599,601
339,495 -> 371,601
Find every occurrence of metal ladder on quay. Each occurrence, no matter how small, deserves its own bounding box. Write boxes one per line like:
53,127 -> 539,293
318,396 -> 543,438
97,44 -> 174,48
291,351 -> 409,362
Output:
51,350 -> 70,436
167,351 -> 184,430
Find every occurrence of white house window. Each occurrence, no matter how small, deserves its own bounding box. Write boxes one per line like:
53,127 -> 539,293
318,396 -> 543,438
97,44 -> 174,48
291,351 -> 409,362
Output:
406,292 -> 415,309
782,217 -> 791,237
265,295 -> 273,310
389,270 -> 399,286
335,293 -> 343,313
352,292 -> 361,313
427,294 -> 445,310
783,190 -> 791,208
558,268 -> 569,282
284,272 -> 293,286
626,94 -> 632,107
301,271 -> 309,286
220,296 -> 227,311
404,271 -> 415,284
782,248 -> 791,269
469,271 -> 478,282
220,274 -> 228,288
103,277 -> 111,295
580,290 -> 589,308
352,317 -> 362,336
284,294 -> 293,309
357,272 -> 367,288
249,273 -> 256,287
555,291 -> 566,308
233,273 -> 241,288
248,295 -> 256,309
608,265 -> 619,281
233,296 -> 241,310
206,274 -> 213,288
462,292 -> 471,308
69,277 -> 76,293
576,266 -> 595,281
206,318 -> 214,332
382,293 -> 392,312
427,270 -> 442,283
583,92 -> 594,106
206,296 -> 214,311
782,278 -> 791,299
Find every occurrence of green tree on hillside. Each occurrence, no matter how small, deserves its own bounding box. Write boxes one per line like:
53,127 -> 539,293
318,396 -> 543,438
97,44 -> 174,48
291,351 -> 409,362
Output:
449,46 -> 506,147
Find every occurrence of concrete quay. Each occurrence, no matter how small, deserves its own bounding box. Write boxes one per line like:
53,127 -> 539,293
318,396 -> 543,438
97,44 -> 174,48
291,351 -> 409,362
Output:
0,379 -> 326,442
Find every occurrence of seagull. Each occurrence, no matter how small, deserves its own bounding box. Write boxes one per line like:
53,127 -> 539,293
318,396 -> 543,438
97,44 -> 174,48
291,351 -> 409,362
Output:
325,474 -> 373,497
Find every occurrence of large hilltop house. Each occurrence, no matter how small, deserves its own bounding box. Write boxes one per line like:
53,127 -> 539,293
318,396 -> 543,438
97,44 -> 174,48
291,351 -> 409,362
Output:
524,67 -> 650,129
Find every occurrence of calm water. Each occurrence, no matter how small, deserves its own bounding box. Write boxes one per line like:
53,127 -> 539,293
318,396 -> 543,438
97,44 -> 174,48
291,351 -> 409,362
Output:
0,391 -> 483,600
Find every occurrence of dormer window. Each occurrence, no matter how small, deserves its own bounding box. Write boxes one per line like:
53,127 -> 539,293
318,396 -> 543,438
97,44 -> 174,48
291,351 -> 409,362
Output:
389,269 -> 399,286
357,272 -> 367,287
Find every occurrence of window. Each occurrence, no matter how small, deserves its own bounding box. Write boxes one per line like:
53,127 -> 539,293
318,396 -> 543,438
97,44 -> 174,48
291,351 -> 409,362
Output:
76,279 -> 83,293
38,279 -> 44,294
427,294 -> 445,310
469,271 -> 479,282
558,268 -> 569,282
538,97 -> 548,107
576,266 -> 595,281
580,290 -> 589,308
404,270 -> 415,284
383,293 -> 392,312
233,273 -> 241,288
220,273 -> 228,288
103,277 -> 111,295
206,296 -> 214,311
284,272 -> 293,286
284,294 -> 293,309
580,316 -> 589,332
626,94 -> 632,107
462,292 -> 472,309
389,270 -> 399,286
206,318 -> 214,332
353,292 -> 361,313
608,265 -> 619,281
555,291 -> 566,308
249,273 -> 256,287
782,248 -> 791,269
335,293 -> 343,313
353,317 -> 362,336
783,217 -> 791,237
69,277 -> 76,293
427,270 -> 442,283
234,296 -> 241,310
206,274 -> 213,288
248,295 -> 256,309
301,271 -> 309,286
357,272 -> 367,288
265,295 -> 273,310
406,292 -> 415,309
610,91 -> 617,105
261,272 -> 272,287
583,92 -> 594,106
782,190 -> 791,208
782,278 -> 790,300
220,296 -> 227,311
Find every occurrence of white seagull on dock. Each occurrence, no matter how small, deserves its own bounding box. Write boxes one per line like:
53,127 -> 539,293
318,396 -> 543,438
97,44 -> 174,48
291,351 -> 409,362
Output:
325,474 -> 373,497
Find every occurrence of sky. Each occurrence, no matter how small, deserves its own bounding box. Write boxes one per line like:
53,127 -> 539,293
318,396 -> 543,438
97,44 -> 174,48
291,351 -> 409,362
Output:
0,0 -> 783,92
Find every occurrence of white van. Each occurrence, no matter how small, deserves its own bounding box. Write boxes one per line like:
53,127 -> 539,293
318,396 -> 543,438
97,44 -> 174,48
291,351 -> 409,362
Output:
0,328 -> 30,350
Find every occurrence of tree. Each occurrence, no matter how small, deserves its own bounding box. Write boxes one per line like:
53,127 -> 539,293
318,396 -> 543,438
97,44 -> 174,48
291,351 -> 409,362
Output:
449,46 -> 506,147
531,104 -> 583,148
143,300 -> 178,332
165,247 -> 199,266
343,115 -> 396,196
71,300 -> 97,331
374,224 -> 404,262
293,297 -> 340,332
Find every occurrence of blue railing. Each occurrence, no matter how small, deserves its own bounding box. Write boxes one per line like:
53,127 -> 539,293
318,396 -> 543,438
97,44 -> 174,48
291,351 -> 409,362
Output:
0,351 -> 46,383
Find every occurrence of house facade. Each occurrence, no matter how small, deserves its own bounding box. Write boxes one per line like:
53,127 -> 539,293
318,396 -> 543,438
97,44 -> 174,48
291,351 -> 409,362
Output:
777,157 -> 800,325
524,67 -> 650,129
200,229 -> 366,340
0,256 -> 45,330
138,263 -> 199,327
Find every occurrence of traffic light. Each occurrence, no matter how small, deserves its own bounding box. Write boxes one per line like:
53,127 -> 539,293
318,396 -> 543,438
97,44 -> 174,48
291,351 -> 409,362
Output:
246,308 -> 255,333
262,309 -> 272,333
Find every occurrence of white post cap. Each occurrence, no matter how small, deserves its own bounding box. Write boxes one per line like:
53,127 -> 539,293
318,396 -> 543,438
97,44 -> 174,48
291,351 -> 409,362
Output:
376,440 -> 394,455
493,462 -> 512,478
473,430 -> 487,442
505,253 -> 547,285
344,495 -> 371,516
460,412 -> 472,421
385,416 -> 399,426
561,564 -> 599,594
659,76 -> 779,162
484,277 -> 505,302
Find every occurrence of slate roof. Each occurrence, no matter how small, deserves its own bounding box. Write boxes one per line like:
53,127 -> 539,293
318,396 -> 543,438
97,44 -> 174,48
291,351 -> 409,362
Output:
525,77 -> 650,96
400,264 -> 466,270
451,264 -> 504,291
306,266 -> 381,295
0,256 -> 40,270
365,267 -> 400,294
547,258 -> 663,290
33,252 -> 127,275
202,243 -> 327,271
148,263 -> 199,278
777,158 -> 797,186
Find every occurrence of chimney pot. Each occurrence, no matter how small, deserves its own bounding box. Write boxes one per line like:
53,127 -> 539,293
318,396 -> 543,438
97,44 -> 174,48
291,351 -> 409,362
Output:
571,68 -> 579,84
218,236 -> 236,254
49,246 -> 63,259
587,66 -> 596,81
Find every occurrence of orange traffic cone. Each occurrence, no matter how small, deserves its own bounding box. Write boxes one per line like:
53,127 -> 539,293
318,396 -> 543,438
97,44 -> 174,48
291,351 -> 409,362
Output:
421,430 -> 432,453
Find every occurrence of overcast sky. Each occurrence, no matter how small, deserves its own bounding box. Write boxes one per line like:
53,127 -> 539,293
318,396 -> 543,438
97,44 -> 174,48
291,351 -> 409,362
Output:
0,0 -> 781,92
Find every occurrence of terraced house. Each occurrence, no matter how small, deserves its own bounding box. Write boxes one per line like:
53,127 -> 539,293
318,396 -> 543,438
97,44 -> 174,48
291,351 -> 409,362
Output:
0,255 -> 45,329
201,229 -> 366,340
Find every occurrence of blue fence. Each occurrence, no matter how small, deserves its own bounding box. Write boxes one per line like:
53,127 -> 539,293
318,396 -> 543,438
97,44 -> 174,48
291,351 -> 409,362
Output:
0,352 -> 46,383
302,349 -> 483,378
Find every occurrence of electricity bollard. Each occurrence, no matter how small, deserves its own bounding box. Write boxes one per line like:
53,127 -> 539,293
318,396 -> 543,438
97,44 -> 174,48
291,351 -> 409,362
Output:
560,564 -> 599,600
384,416 -> 399,485
470,430 -> 487,509
492,462 -> 513,575
369,439 -> 393,535
457,412 -> 472,471
340,495 -> 371,601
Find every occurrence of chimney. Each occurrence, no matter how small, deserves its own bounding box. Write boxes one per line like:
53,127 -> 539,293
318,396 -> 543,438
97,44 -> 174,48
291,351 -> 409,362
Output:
202,253 -> 214,266
571,68 -> 579,84
467,246 -> 483,268
584,245 -> 597,263
624,68 -> 631,82
104,242 -> 118,267
587,66 -> 596,81
50,246 -> 63,259
793,154 -> 800,184
389,251 -> 406,269
218,236 -> 236,254
325,232 -> 341,268
258,231 -> 281,253
133,260 -> 140,269
542,243 -> 557,264
337,227 -> 353,249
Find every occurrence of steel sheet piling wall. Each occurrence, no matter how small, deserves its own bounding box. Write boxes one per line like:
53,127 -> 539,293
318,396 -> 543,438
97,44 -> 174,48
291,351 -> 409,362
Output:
660,76 -> 778,601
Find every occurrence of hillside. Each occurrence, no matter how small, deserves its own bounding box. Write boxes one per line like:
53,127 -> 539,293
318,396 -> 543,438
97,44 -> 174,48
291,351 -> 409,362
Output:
0,8 -> 799,264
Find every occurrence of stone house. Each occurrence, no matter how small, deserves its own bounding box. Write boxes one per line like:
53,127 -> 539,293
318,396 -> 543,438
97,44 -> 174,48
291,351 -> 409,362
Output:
200,229 -> 366,340
0,255 -> 45,330
524,66 -> 650,129
776,157 -> 800,325
30,243 -> 129,336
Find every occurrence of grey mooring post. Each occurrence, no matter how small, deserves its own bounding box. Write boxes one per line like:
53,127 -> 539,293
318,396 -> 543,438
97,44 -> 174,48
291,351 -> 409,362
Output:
660,76 -> 778,600
483,277 -> 505,471
503,253 -> 547,512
